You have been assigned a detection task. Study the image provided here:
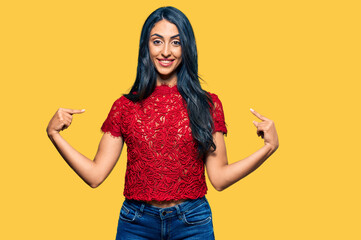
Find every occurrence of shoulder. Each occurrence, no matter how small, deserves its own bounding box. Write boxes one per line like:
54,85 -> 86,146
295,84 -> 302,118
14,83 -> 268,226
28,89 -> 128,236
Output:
113,95 -> 132,106
206,91 -> 223,106
107,96 -> 133,113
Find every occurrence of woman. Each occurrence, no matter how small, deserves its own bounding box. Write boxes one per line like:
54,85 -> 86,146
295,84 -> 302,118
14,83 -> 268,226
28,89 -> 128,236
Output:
46,6 -> 279,240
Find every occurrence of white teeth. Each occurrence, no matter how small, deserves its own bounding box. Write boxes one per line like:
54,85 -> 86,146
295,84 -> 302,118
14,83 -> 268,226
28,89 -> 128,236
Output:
160,60 -> 171,63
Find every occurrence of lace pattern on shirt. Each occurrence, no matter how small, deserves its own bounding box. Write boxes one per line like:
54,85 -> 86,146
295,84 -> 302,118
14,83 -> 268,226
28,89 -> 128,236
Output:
101,85 -> 227,201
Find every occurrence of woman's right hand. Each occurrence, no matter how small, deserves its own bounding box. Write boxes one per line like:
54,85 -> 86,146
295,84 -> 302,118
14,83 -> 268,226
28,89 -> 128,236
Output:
46,108 -> 85,136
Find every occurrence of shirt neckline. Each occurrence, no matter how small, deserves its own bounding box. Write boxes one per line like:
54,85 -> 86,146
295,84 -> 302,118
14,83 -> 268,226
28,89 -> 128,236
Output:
154,84 -> 178,94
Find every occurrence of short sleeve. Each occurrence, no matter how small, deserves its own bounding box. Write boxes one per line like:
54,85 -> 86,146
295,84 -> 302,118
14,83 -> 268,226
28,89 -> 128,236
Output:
100,97 -> 124,138
210,93 -> 228,135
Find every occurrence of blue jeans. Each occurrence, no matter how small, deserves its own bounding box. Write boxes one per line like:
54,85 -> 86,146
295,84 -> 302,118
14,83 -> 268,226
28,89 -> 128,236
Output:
115,196 -> 215,240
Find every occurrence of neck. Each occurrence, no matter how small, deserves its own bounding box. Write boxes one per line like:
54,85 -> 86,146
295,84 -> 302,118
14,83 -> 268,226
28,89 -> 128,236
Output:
156,72 -> 177,87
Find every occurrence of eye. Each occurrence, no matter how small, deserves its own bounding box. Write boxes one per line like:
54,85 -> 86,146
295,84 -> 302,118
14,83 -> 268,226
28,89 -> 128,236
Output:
172,40 -> 181,46
153,40 -> 162,45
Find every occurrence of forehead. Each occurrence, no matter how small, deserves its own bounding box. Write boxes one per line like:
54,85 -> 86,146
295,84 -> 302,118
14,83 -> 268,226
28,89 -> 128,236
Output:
150,19 -> 179,37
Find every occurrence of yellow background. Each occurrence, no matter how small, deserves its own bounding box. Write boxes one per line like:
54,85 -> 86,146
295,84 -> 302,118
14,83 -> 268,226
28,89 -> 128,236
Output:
1,0 -> 360,239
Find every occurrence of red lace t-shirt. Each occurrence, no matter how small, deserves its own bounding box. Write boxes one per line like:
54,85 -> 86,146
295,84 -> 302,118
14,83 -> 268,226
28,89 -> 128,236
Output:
100,84 -> 227,201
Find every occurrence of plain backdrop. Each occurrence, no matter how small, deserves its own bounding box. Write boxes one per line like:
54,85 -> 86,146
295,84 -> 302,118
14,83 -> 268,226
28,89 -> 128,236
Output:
1,0 -> 360,239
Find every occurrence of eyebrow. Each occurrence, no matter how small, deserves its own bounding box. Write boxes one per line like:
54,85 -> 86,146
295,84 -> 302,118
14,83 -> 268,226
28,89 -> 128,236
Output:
150,33 -> 180,39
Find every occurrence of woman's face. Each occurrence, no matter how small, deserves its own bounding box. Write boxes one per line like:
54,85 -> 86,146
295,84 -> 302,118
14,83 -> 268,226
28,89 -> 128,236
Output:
149,19 -> 182,81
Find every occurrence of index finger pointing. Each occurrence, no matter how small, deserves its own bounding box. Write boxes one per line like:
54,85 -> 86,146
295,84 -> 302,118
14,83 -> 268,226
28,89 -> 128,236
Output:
250,108 -> 267,121
61,108 -> 86,114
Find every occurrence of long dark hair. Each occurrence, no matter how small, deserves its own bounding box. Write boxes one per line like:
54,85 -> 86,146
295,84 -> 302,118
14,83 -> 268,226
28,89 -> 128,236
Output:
124,6 -> 216,159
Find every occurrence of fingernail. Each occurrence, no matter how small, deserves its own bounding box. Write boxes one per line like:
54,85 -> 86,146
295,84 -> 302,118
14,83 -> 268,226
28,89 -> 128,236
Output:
250,108 -> 254,112
81,109 -> 86,112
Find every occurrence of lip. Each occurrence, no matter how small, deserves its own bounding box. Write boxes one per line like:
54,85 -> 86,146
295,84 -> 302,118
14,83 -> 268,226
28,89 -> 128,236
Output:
157,58 -> 175,67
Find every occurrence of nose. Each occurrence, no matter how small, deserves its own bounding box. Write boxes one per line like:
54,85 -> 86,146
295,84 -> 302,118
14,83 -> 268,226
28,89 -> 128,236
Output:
161,42 -> 171,58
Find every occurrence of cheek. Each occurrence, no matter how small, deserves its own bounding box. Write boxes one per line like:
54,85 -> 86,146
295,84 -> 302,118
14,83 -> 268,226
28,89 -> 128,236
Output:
148,48 -> 156,58
148,48 -> 158,65
148,43 -> 159,56
176,50 -> 182,65
177,57 -> 182,66
176,49 -> 182,58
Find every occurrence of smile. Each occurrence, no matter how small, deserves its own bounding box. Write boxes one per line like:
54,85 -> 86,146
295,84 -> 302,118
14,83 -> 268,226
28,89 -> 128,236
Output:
158,59 -> 175,67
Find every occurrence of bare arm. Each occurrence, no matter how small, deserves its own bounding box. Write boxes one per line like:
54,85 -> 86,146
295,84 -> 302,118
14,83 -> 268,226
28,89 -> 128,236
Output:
46,108 -> 124,188
205,109 -> 279,191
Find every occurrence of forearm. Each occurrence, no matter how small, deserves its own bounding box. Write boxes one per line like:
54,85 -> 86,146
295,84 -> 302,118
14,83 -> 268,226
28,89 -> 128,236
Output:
220,144 -> 276,191
48,132 -> 98,188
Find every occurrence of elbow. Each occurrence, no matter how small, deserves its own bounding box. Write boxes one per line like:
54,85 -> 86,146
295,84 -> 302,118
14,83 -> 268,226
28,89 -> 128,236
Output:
88,177 -> 103,189
217,186 -> 228,192
210,172 -> 229,191
213,183 -> 227,192
209,175 -> 228,191
89,183 -> 99,188
88,168 -> 106,188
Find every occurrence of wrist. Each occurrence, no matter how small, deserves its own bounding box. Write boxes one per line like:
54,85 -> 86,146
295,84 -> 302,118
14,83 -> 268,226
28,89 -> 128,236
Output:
264,142 -> 278,153
47,130 -> 60,139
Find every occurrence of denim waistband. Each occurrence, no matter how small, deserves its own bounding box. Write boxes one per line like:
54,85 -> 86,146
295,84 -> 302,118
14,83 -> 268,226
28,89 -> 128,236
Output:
124,196 -> 208,219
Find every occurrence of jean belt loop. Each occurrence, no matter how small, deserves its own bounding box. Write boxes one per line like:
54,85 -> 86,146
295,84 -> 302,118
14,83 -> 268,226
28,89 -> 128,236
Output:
140,203 -> 145,213
175,205 -> 181,215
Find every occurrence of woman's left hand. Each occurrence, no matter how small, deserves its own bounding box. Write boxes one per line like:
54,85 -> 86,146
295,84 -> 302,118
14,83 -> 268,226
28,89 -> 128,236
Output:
251,108 -> 279,151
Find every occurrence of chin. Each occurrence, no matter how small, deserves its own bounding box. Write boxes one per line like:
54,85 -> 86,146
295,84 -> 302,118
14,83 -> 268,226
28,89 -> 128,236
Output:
155,66 -> 177,77
157,72 -> 174,80
158,70 -> 174,76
